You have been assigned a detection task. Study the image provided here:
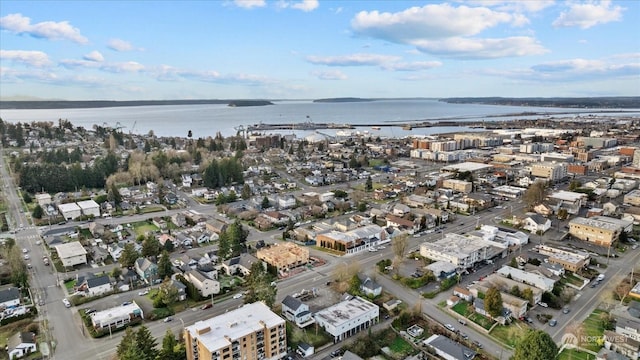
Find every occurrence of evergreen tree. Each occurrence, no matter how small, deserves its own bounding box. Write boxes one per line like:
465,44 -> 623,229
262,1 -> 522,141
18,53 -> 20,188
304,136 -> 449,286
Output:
32,205 -> 44,219
142,235 -> 161,258
261,196 -> 270,209
157,329 -> 186,360
241,183 -> 252,200
512,330 -> 558,360
120,243 -> 140,268
365,176 -> 373,192
485,287 -> 503,318
244,261 -> 277,307
135,326 -> 159,360
116,327 -> 141,360
158,250 -> 173,279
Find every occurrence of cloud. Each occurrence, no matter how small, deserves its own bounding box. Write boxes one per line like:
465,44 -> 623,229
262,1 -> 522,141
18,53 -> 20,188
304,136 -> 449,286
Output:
150,65 -> 272,85
350,3 -> 550,59
59,59 -> 98,69
484,56 -> 640,82
306,53 -> 401,66
351,4 -> 523,43
464,1 -> 554,13
277,0 -> 319,12
0,13 -> 88,44
0,50 -> 51,67
381,61 -> 442,71
100,61 -> 145,73
311,69 -> 347,80
413,36 -> 548,59
553,0 -> 624,29
233,0 -> 266,9
107,38 -> 142,52
83,50 -> 104,62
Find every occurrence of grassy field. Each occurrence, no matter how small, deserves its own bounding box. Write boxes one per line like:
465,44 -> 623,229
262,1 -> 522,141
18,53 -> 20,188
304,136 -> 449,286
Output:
469,313 -> 494,330
557,348 -> 594,360
452,301 -> 472,317
490,322 -> 528,348
286,322 -> 332,348
581,309 -> 607,352
0,319 -> 40,359
133,222 -> 160,237
388,336 -> 414,355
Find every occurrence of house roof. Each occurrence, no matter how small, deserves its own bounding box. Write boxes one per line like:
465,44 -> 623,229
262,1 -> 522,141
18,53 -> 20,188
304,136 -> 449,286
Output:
628,300 -> 640,319
528,214 -> 549,225
423,334 -> 477,360
8,332 -> 36,350
0,287 -> 20,304
135,258 -> 157,272
282,295 -> 304,311
87,275 -> 110,288
361,277 -> 381,291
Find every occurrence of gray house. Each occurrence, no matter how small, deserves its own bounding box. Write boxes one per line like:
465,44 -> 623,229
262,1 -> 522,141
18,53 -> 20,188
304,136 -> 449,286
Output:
281,295 -> 315,328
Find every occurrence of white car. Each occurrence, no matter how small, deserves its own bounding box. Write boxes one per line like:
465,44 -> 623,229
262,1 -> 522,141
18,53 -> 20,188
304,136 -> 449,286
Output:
233,293 -> 243,299
445,324 -> 456,332
62,298 -> 71,308
23,254 -> 30,260
138,290 -> 149,296
368,247 -> 377,252
22,248 -> 28,253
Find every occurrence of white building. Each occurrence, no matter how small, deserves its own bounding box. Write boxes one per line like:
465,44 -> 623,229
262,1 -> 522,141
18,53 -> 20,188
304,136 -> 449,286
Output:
34,193 -> 52,207
91,302 -> 144,331
313,296 -> 379,343
77,200 -> 101,218
496,265 -> 555,292
57,202 -> 82,220
419,233 -> 507,269
422,334 -> 476,360
185,270 -> 220,297
54,242 -> 88,267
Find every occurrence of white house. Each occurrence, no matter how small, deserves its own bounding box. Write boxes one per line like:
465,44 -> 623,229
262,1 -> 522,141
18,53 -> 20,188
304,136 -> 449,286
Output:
313,296 -> 379,343
54,242 -> 88,267
91,302 -> 144,331
86,275 -> 113,297
7,332 -> 37,359
77,200 -> 101,218
185,270 -> 220,297
523,214 -> 552,234
360,277 -> 382,297
34,193 -> 52,207
281,295 -> 315,328
58,202 -> 82,220
0,287 -> 21,309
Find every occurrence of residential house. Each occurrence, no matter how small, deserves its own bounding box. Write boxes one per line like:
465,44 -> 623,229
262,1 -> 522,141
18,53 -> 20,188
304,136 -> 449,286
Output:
108,243 -> 124,261
185,270 -> 220,297
360,277 -> 382,297
134,258 -> 158,284
523,214 -> 552,234
422,334 -> 477,360
596,348 -> 632,360
220,254 -> 258,276
617,317 -> 640,342
385,214 -> 419,234
80,275 -> 113,297
171,213 -> 187,228
452,287 -> 473,302
281,295 -> 315,328
0,287 -> 21,309
605,330 -> 640,360
205,218 -> 228,235
169,277 -> 187,301
7,332 -> 37,359
158,234 -> 175,248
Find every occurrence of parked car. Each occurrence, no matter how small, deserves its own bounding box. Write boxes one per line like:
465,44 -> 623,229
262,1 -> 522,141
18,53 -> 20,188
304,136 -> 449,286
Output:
458,319 -> 467,326
164,317 -> 173,323
537,302 -> 548,308
122,302 -> 132,306
445,324 -> 456,332
138,290 -> 149,296
472,340 -> 483,349
233,293 -> 243,299
201,303 -> 212,310
549,319 -> 557,327
62,298 -> 71,308
562,307 -> 570,314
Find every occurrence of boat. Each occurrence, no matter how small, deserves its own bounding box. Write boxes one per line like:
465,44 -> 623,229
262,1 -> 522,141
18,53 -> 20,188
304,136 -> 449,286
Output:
372,126 -> 381,130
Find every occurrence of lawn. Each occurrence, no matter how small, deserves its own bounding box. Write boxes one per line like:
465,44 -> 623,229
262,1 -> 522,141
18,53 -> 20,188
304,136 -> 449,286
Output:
64,279 -> 77,292
452,301 -> 472,317
556,348 -> 593,360
580,309 -> 607,352
388,336 -> 414,355
564,273 -> 586,287
469,313 -> 494,330
139,206 -> 165,214
132,222 -> 160,237
286,322 -> 332,348
490,322 -> 528,348
0,319 -> 39,357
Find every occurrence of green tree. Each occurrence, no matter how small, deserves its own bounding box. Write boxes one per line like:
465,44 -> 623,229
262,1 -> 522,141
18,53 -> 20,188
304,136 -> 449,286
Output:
358,202 -> 367,212
119,243 -> 140,268
241,183 -> 252,200
261,196 -> 270,209
111,266 -> 123,279
484,287 -> 503,318
157,278 -> 179,307
22,192 -> 32,203
157,329 -> 186,360
158,250 -> 173,279
135,326 -> 158,360
522,288 -> 534,305
116,327 -> 141,360
142,235 -> 161,258
523,181 -> 547,209
244,261 -> 277,307
365,176 -> 373,192
512,330 -> 558,360
32,205 -> 44,219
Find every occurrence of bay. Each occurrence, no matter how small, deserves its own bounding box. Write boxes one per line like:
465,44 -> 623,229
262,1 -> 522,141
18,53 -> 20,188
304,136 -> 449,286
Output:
1,99 -> 638,139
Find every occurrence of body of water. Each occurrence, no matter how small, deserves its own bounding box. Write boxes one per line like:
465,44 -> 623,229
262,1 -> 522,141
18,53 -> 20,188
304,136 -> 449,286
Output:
1,99 -> 639,139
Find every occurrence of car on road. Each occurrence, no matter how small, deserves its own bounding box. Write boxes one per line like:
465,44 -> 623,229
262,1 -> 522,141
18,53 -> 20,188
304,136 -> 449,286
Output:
233,293 -> 243,299
330,349 -> 343,357
22,248 -> 28,253
458,319 -> 467,326
35,240 -> 41,245
138,290 -> 149,296
23,254 -> 30,260
122,302 -> 132,306
201,303 -> 212,310
549,319 -> 558,327
164,317 -> 173,322
368,247 -> 377,252
472,340 -> 483,349
563,307 -> 570,314
62,298 -> 71,308
445,324 -> 456,332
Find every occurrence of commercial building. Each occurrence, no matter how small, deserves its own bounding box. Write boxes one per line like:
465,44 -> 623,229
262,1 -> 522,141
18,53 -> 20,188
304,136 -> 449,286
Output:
54,242 -> 88,267
531,162 -> 567,182
256,243 -> 309,274
442,179 -> 472,193
184,302 -> 287,360
569,216 -> 632,247
419,233 -> 507,270
314,296 -> 379,343
496,266 -> 555,292
537,245 -> 590,272
624,190 -> 640,207
315,224 -> 386,255
91,302 -> 144,332
77,200 -> 100,218
57,202 -> 82,220
441,162 -> 493,175
548,190 -> 588,215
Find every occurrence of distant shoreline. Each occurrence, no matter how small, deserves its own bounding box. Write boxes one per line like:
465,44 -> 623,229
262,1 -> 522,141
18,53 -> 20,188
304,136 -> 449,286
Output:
1,96 -> 639,110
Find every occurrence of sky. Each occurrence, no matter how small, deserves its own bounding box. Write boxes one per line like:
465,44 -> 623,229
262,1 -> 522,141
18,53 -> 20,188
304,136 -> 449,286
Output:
0,0 -> 639,100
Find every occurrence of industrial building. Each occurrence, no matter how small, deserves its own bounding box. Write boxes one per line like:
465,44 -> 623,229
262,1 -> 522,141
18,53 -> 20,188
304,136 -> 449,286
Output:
314,296 -> 379,343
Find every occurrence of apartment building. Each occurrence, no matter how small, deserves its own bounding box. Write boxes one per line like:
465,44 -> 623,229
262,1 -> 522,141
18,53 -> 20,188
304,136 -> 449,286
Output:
419,233 -> 506,269
442,179 -> 472,193
313,296 -> 379,343
624,190 -> 640,207
184,302 -> 287,360
537,245 -> 590,272
256,242 -> 309,273
569,216 -> 632,247
531,162 -> 567,182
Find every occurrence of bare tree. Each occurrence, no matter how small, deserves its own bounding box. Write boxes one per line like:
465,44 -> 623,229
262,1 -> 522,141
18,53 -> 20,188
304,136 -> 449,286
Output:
331,261 -> 361,293
391,233 -> 409,275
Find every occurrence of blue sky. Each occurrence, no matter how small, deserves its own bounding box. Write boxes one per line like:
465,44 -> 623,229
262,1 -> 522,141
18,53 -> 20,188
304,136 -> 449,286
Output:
1,0 -> 638,100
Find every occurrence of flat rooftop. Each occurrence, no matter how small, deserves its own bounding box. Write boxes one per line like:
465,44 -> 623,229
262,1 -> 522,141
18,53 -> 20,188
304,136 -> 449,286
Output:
92,302 -> 142,326
570,216 -> 631,231
185,302 -> 284,352
441,162 -> 493,173
54,241 -> 87,258
314,296 -> 378,326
